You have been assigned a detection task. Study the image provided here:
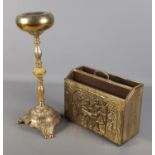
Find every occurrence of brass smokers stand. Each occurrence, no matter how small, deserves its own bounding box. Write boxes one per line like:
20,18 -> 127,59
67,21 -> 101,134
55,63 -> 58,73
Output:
16,12 -> 61,138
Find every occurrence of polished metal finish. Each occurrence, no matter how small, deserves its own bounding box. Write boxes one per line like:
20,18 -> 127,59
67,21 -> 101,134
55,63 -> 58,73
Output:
16,12 -> 54,35
65,66 -> 144,144
16,12 -> 61,138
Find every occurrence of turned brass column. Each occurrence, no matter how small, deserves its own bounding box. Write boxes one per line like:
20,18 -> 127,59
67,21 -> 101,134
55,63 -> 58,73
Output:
33,35 -> 46,107
16,12 -> 61,138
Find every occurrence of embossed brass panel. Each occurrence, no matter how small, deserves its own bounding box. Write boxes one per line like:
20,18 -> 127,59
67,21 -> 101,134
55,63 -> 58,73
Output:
64,66 -> 144,144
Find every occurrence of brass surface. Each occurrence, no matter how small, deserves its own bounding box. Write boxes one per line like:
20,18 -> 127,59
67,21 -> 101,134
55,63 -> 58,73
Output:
65,66 -> 144,144
16,12 -> 54,35
16,12 -> 61,138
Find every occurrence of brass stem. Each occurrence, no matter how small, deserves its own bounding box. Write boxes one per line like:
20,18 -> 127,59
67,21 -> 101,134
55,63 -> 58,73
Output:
34,35 -> 46,106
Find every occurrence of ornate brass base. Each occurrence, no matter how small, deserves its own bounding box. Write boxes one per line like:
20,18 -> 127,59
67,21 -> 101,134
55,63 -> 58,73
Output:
17,104 -> 61,139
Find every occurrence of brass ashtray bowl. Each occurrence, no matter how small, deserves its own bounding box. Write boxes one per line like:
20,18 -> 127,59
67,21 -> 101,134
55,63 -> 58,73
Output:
16,12 -> 54,35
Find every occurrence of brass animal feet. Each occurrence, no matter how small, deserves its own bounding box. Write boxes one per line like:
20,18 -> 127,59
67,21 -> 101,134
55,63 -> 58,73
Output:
17,104 -> 61,139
